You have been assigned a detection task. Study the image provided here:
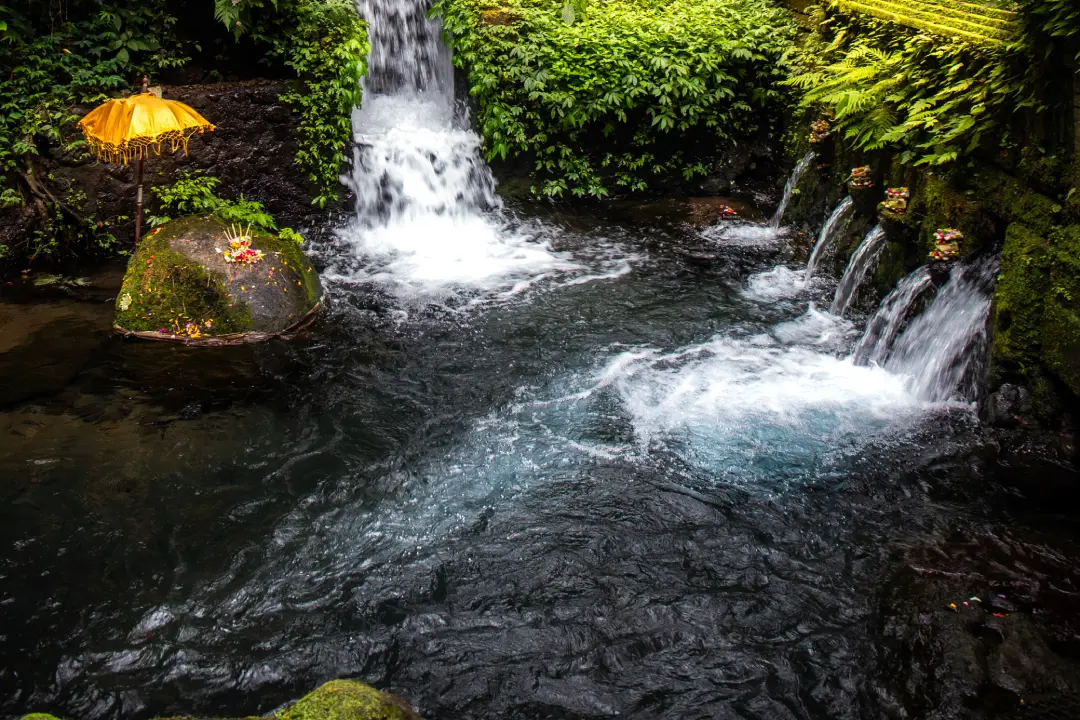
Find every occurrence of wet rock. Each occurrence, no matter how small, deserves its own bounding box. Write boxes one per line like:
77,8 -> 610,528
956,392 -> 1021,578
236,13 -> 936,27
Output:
986,384 -> 1032,427
113,216 -> 322,344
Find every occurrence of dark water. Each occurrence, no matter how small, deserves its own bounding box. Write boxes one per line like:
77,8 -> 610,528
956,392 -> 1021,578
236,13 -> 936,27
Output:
1,205 -> 1079,720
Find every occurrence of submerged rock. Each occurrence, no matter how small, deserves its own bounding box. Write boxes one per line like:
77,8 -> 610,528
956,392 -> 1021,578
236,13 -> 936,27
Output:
113,216 -> 322,344
19,679 -> 421,720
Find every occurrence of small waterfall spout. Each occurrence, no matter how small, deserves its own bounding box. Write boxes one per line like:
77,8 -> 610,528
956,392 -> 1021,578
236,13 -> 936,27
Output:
830,225 -> 886,316
884,258 -> 997,402
806,196 -> 854,279
851,266 -> 933,366
769,152 -> 814,232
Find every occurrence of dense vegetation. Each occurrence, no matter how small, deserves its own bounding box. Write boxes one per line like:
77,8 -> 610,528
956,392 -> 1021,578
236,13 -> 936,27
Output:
433,0 -> 796,198
788,0 -> 1079,170
0,0 -> 365,263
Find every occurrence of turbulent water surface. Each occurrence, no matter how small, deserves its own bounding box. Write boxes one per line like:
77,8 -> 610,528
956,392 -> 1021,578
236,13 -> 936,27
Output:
2,2 -> 1080,719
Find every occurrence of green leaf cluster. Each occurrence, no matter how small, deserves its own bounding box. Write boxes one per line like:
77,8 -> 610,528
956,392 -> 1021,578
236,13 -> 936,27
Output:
151,170 -> 303,241
432,0 -> 796,198
787,9 -> 1032,167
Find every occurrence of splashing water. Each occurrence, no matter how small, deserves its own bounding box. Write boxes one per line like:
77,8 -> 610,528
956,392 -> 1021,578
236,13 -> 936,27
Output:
885,259 -> 997,402
831,225 -> 887,316
806,197 -> 855,279
769,152 -> 814,232
851,266 -> 933,366
325,0 -> 625,303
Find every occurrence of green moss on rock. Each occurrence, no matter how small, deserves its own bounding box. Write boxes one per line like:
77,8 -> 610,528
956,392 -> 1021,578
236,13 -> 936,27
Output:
992,221 -> 1080,405
20,680 -> 420,720
114,216 -> 322,340
276,680 -> 420,720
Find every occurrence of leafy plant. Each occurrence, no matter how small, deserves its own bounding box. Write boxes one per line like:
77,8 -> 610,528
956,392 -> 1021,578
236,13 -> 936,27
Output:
432,0 -> 796,198
152,170 -> 298,239
787,10 -> 1031,166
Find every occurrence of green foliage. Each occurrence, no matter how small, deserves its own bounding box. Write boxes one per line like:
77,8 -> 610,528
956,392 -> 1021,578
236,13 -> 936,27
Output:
225,0 -> 368,206
788,11 -> 1031,167
432,0 -> 796,198
1017,0 -> 1080,62
151,170 -> 304,240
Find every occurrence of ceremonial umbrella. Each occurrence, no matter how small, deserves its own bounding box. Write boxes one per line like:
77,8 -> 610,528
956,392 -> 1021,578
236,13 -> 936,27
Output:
77,77 -> 214,242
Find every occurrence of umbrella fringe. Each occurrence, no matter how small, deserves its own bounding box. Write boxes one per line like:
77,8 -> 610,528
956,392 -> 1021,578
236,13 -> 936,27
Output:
83,126 -> 213,165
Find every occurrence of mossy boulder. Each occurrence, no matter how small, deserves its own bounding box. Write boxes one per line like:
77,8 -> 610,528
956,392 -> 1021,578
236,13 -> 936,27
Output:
276,680 -> 420,720
20,679 -> 421,720
114,216 -> 322,344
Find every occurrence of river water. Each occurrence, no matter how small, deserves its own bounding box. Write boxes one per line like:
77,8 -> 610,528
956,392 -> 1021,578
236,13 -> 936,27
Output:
2,1 -> 1080,718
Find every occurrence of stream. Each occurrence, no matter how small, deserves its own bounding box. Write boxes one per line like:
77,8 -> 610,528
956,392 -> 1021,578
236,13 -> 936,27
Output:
2,0 -> 1080,718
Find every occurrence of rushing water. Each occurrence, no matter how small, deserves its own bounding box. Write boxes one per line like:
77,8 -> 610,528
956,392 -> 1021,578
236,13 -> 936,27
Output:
2,6 -> 1080,720
851,266 -> 934,366
805,197 -> 854,279
830,225 -> 886,317
885,259 -> 998,403
768,151 -> 814,232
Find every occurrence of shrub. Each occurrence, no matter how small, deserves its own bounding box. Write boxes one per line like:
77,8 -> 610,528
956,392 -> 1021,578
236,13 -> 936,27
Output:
432,0 -> 796,198
151,170 -> 303,241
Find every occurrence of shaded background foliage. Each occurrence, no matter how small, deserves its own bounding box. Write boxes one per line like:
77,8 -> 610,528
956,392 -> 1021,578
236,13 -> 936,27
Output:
0,0 -> 366,265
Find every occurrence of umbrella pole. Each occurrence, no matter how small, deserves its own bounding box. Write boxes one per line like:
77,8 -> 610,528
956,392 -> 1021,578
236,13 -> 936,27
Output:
133,75 -> 149,244
134,155 -> 145,243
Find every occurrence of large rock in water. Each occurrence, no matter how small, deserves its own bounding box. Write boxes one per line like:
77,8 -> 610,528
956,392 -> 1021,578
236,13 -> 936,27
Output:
18,679 -> 422,720
114,216 -> 322,344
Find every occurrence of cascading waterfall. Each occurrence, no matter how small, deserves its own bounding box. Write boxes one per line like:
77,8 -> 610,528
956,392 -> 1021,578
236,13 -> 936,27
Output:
768,152 -> 814,232
884,259 -> 997,402
830,225 -> 886,316
851,266 -> 933,366
328,0 -> 599,299
805,196 -> 854,279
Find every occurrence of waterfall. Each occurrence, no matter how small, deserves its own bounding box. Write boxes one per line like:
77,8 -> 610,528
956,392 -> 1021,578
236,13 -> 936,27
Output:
851,266 -> 932,366
330,0 -> 584,299
830,225 -> 886,316
768,152 -> 814,232
884,259 -> 997,402
805,197 -> 854,279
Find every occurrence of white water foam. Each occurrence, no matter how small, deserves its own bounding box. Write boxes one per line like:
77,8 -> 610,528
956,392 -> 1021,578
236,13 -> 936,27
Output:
323,2 -> 632,305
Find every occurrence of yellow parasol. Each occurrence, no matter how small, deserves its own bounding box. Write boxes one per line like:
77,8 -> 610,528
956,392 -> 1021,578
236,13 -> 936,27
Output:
77,77 -> 214,243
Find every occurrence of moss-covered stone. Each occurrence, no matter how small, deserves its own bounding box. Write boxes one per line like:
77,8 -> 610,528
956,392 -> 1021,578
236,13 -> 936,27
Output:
276,680 -> 420,720
20,680 -> 420,720
114,216 -> 322,341
991,221 -> 1080,410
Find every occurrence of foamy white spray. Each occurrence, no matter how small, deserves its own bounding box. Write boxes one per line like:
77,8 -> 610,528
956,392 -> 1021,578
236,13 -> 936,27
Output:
326,0 -> 624,302
885,259 -> 997,402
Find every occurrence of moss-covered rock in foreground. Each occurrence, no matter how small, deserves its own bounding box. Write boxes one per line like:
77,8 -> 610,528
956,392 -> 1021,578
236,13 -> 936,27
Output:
114,216 -> 322,342
20,679 -> 421,720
